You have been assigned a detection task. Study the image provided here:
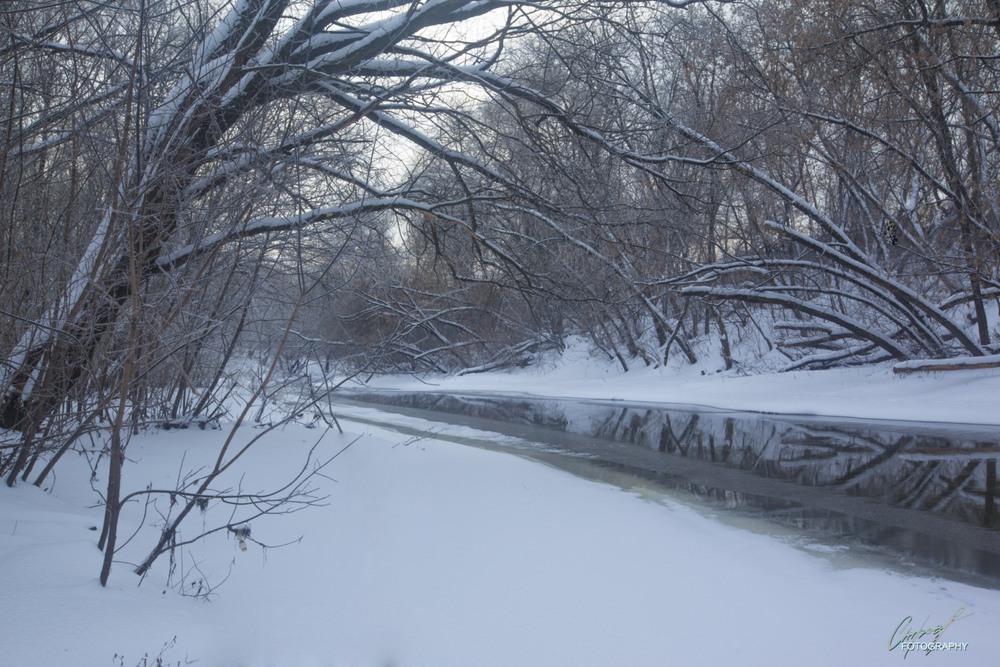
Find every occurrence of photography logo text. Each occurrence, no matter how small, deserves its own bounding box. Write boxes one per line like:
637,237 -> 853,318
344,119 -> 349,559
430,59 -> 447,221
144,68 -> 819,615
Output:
888,607 -> 972,659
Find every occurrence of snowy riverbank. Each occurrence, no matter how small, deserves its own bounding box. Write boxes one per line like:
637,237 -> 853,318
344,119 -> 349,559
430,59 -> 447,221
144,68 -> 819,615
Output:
360,341 -> 1000,427
3,350 -> 1000,666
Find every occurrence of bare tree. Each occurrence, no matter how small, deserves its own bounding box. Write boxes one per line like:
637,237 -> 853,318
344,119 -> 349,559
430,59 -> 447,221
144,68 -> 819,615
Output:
3,0 -> 709,585
475,1 -> 1000,368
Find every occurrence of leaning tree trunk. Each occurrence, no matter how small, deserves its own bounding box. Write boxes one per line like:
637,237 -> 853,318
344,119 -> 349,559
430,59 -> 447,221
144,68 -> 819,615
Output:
1,0 -> 291,481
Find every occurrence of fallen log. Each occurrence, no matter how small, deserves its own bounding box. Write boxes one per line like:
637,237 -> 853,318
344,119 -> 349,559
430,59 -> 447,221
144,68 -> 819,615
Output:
893,354 -> 1000,374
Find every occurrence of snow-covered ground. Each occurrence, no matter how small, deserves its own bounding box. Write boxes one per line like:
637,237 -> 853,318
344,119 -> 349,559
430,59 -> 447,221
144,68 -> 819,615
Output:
3,345 -> 1000,666
362,340 -> 1000,426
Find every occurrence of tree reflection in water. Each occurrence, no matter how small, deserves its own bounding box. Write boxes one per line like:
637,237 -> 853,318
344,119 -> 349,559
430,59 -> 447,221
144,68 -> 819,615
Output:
343,391 -> 1000,582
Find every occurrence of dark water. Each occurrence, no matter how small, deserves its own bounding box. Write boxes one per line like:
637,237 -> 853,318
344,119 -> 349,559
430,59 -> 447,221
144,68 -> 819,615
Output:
340,390 -> 1000,587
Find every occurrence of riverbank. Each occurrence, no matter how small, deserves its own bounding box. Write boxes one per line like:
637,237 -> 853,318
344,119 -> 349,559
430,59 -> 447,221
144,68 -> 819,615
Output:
3,413 -> 1000,666
4,344 -> 1000,665
358,341 -> 1000,426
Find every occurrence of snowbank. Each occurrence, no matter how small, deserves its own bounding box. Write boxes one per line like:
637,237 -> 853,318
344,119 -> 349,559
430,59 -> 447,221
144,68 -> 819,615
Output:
4,341 -> 1000,665
2,417 -> 999,666
360,339 -> 1000,426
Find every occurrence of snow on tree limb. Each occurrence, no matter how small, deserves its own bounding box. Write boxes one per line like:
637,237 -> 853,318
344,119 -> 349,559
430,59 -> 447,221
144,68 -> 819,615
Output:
682,285 -> 910,360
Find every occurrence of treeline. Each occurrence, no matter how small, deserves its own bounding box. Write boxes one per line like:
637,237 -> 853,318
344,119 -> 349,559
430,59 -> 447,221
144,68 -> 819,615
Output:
375,0 -> 1000,374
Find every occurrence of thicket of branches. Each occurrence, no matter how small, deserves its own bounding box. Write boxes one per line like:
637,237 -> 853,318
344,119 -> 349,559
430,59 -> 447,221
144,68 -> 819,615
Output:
2,0 -> 999,585
418,0 -> 1000,371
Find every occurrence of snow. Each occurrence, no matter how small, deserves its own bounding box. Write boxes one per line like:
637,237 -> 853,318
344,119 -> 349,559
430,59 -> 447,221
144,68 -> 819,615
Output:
361,338 -> 1000,426
3,343 -> 1000,665
894,353 -> 1000,371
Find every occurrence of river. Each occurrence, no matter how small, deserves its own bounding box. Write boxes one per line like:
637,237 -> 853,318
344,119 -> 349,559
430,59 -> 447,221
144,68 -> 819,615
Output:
337,390 -> 1000,588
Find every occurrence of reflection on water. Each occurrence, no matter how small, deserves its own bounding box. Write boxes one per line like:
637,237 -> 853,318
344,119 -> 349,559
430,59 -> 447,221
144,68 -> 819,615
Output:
343,391 -> 1000,584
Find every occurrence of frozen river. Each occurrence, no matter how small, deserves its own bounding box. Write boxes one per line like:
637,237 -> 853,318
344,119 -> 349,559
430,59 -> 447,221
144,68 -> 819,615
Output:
340,390 -> 1000,587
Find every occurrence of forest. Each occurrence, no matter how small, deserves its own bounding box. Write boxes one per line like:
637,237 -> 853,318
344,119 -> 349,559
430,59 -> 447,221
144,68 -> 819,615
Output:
2,0 -> 999,585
